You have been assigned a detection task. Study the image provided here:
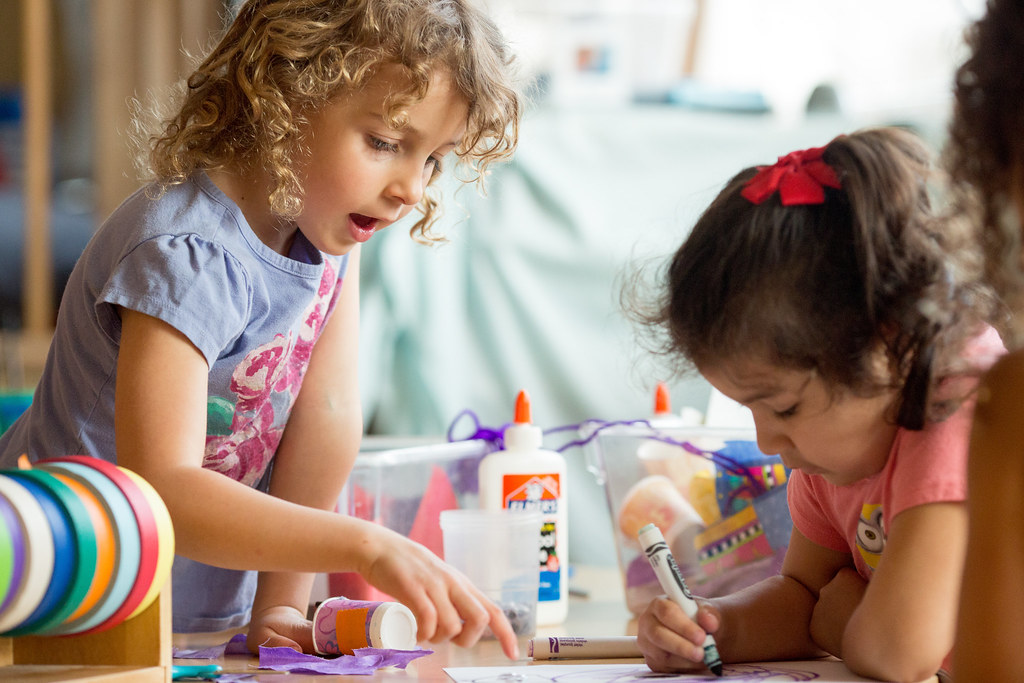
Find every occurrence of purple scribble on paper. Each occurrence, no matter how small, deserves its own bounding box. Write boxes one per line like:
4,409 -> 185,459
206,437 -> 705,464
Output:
258,644 -> 432,675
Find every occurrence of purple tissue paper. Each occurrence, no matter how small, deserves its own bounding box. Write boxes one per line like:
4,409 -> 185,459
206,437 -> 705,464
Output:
258,645 -> 432,675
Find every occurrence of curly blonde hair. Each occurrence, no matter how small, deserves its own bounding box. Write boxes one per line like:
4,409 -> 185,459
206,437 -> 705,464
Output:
143,0 -> 520,241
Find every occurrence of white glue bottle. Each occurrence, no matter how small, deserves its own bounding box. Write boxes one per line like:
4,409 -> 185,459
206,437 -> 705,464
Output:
479,390 -> 569,625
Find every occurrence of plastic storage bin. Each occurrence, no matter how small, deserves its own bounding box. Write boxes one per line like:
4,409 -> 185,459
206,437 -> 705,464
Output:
583,423 -> 791,615
327,439 -> 491,601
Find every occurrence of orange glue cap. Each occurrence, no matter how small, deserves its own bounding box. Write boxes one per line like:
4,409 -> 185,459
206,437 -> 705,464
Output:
506,390 -> 542,451
514,390 -> 532,424
654,382 -> 671,415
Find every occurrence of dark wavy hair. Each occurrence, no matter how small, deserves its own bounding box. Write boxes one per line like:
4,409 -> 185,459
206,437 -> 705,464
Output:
636,127 -> 992,430
139,0 -> 520,242
944,0 -> 1024,344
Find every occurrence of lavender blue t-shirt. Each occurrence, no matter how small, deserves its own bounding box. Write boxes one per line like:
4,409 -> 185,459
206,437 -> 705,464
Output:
0,173 -> 350,632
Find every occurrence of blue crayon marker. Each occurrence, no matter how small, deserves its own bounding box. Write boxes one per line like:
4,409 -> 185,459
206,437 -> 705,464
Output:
638,523 -> 723,677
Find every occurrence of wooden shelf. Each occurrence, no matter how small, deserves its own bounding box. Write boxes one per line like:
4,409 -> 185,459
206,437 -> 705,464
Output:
0,584 -> 171,683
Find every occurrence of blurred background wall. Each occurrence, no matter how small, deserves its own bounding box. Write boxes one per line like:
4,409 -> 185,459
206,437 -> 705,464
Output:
1,0 -> 224,385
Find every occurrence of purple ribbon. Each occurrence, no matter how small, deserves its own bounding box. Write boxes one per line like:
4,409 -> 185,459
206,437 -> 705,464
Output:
447,412 -> 771,498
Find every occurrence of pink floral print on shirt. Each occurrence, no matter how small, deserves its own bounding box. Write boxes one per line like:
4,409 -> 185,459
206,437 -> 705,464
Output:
204,261 -> 340,486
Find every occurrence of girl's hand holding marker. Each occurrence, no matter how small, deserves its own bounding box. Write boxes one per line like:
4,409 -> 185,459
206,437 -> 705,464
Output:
638,523 -> 723,676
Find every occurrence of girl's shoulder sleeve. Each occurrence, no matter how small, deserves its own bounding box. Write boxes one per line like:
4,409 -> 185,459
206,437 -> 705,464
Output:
787,469 -> 848,552
890,326 -> 1007,513
97,233 -> 252,366
887,410 -> 971,518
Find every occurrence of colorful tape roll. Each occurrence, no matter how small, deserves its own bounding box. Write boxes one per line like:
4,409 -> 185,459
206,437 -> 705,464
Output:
0,455 -> 174,637
0,475 -> 53,634
0,495 -> 24,616
2,469 -> 96,636
49,472 -> 116,622
47,456 -> 161,634
37,460 -> 141,635
120,468 -> 175,619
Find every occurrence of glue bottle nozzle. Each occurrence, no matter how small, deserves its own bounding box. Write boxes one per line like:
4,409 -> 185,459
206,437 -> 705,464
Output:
654,381 -> 671,415
514,390 -> 532,424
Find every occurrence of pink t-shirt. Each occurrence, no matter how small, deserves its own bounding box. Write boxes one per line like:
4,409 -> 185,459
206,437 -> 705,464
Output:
788,403 -> 972,579
788,326 -> 1004,579
787,327 -> 1004,675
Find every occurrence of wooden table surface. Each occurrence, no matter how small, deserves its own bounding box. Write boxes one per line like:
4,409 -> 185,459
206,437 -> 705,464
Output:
172,567 -> 939,683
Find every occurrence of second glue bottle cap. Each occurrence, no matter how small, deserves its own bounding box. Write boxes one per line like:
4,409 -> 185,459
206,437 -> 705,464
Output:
650,381 -> 703,428
504,390 -> 543,451
654,381 -> 672,417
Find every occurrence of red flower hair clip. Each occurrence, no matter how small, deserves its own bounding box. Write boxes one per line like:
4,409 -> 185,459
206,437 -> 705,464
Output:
740,145 -> 841,206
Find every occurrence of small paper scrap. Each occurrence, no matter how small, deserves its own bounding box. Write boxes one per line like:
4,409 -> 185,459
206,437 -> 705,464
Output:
258,645 -> 433,675
173,633 -> 250,659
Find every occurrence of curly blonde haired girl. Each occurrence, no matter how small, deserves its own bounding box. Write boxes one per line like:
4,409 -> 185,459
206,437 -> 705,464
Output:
1,0 -> 522,657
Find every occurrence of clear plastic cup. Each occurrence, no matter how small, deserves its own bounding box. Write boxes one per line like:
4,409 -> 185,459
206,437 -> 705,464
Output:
440,508 -> 541,657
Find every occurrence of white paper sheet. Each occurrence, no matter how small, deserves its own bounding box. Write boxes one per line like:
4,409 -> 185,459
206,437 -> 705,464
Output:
444,659 -> 896,682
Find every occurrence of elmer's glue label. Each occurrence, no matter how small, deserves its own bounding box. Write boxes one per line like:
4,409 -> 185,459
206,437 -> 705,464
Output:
479,390 -> 569,625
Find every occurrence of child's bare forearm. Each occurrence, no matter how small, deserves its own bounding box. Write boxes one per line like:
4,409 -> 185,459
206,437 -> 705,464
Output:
157,464 -> 381,573
713,574 -> 825,663
809,567 -> 865,657
840,503 -> 965,682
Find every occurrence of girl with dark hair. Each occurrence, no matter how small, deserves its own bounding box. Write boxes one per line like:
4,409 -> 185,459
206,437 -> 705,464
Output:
635,128 -> 1001,681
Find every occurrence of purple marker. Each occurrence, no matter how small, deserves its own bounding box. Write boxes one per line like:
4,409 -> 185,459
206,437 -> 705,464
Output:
529,636 -> 642,660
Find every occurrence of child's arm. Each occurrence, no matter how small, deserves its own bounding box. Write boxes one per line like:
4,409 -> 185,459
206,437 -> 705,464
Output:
242,248 -> 512,655
638,527 -> 841,672
955,351 -> 1024,680
817,500 -> 966,682
113,252 -> 517,658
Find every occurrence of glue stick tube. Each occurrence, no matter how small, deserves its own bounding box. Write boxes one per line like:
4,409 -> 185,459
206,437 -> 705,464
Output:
312,597 -> 417,655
